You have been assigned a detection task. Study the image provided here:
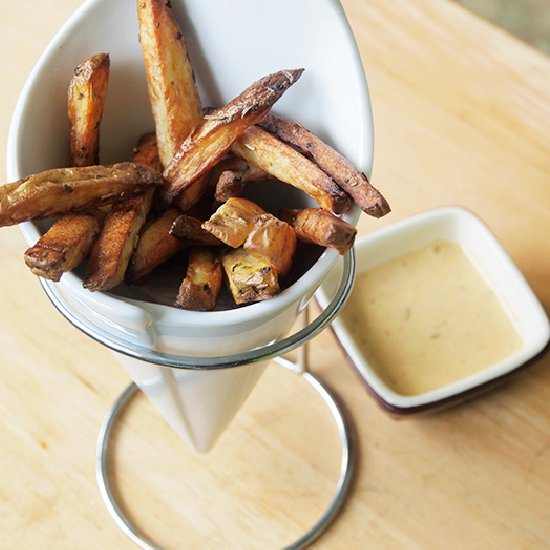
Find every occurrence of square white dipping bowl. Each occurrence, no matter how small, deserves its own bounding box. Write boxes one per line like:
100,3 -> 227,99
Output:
317,207 -> 550,414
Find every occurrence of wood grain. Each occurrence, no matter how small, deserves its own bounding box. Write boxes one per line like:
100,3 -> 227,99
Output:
0,0 -> 549,548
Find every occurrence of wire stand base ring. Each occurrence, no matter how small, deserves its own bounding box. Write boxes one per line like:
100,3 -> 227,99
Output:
96,358 -> 355,550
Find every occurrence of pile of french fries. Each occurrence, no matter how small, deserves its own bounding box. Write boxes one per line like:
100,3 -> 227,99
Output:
0,0 -> 389,311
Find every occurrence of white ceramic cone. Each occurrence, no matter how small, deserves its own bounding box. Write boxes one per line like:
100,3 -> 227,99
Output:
8,0 -> 373,453
117,355 -> 268,453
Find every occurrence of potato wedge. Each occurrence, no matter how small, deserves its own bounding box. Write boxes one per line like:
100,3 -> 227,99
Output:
163,69 -> 303,204
202,197 -> 265,248
68,53 -> 110,167
222,248 -> 280,305
131,132 -> 163,172
84,190 -> 154,291
260,113 -> 390,217
127,208 -> 185,282
137,0 -> 202,167
212,158 -> 274,203
170,214 -> 221,245
138,0 -> 212,210
83,132 -> 161,291
176,247 -> 222,311
26,54 -> 112,283
23,214 -> 102,282
244,213 -> 296,276
232,126 -> 352,214
280,208 -> 357,255
0,163 -> 162,227
215,171 -> 247,203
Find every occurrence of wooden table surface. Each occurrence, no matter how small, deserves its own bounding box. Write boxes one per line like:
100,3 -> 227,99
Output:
1,1 -> 549,548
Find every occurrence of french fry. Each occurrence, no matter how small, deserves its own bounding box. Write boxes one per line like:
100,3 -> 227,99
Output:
23,214 -> 102,282
222,248 -> 280,305
212,158 -> 275,203
232,126 -> 352,214
244,213 -> 296,276
84,190 -> 154,291
170,214 -> 221,245
127,208 -> 185,282
24,54 -> 112,282
280,208 -> 357,255
131,132 -> 163,172
176,247 -> 222,311
163,69 -> 303,204
202,197 -> 265,248
137,0 -> 201,167
84,132 -> 161,290
202,198 -> 296,274
215,171 -> 248,203
0,163 -> 162,227
68,53 -> 110,167
138,0 -> 210,210
215,171 -> 247,203
260,113 -> 389,217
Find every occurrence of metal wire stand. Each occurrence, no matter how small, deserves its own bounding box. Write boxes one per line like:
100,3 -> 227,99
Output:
42,250 -> 356,550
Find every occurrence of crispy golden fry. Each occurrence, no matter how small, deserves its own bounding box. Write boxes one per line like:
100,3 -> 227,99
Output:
27,54 -> 112,283
280,208 -> 357,255
84,190 -> 154,291
222,248 -> 280,305
127,208 -> 185,282
170,214 -> 221,245
202,197 -> 265,248
244,213 -> 296,276
232,126 -> 352,214
0,163 -> 162,227
23,214 -> 102,282
68,53 -> 110,167
137,0 -> 202,167
163,69 -> 303,204
176,247 -> 222,311
260,113 -> 389,218
208,157 -> 246,201
211,158 -> 274,202
83,132 -> 161,291
215,171 -> 247,203
138,0 -> 211,210
131,132 -> 163,172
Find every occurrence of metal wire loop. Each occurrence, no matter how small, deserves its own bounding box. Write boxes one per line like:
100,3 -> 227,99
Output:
41,250 -> 355,370
96,364 -> 355,550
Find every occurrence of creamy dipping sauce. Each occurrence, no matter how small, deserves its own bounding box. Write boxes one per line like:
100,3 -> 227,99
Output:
341,241 -> 523,396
